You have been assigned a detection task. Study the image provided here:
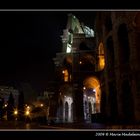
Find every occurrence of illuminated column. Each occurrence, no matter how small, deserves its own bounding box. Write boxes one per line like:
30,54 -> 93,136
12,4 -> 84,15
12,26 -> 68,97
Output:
66,97 -> 73,122
86,101 -> 90,121
63,96 -> 74,122
91,97 -> 96,114
68,104 -> 71,122
87,98 -> 91,121
83,94 -> 87,120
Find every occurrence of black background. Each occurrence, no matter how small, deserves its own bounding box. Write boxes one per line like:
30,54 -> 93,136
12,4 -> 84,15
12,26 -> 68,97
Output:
0,10 -> 96,93
0,0 -> 139,139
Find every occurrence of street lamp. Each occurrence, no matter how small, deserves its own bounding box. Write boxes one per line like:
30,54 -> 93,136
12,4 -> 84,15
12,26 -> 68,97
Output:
14,110 -> 18,115
14,109 -> 18,120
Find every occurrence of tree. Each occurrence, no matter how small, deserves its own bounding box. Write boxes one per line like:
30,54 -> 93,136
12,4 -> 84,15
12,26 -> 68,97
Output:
7,92 -> 15,121
0,97 -> 4,119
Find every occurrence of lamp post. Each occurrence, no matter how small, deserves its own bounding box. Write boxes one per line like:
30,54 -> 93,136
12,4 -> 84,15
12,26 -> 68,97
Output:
25,105 -> 30,123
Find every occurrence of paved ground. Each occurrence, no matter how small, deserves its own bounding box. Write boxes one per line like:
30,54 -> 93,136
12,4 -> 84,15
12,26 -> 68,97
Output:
1,120 -> 140,130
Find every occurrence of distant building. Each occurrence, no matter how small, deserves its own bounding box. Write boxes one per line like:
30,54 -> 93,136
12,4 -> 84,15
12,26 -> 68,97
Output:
0,86 -> 19,106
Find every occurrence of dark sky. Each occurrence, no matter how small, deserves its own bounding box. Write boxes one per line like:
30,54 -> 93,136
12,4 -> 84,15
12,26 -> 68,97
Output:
0,10 -> 96,93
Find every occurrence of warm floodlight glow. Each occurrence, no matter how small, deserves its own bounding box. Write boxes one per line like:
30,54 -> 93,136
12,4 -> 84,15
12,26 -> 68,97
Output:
14,110 -> 18,115
62,69 -> 69,82
98,42 -> 105,70
62,70 -> 65,74
27,106 -> 30,109
25,110 -> 30,116
83,87 -> 86,90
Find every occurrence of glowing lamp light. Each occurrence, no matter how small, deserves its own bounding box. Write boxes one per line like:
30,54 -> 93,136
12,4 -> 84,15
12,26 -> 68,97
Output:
62,70 -> 65,74
25,110 -> 30,116
83,87 -> 86,90
27,106 -> 30,109
93,89 -> 96,93
14,110 -> 18,115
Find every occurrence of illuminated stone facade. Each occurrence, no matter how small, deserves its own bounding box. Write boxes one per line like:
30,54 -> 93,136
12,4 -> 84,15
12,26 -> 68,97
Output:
54,13 -> 104,123
95,11 -> 140,123
54,12 -> 140,123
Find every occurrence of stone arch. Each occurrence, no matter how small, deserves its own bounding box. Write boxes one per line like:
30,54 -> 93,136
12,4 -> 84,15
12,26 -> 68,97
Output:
83,76 -> 101,122
98,42 -> 105,71
59,84 -> 74,122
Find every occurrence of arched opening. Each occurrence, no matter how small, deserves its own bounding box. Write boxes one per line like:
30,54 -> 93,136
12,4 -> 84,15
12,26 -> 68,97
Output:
57,99 -> 63,122
118,24 -> 130,64
65,102 -> 69,122
59,84 -> 73,123
98,42 -> 105,71
62,69 -> 69,82
83,77 -> 101,122
71,102 -> 74,122
121,80 -> 134,122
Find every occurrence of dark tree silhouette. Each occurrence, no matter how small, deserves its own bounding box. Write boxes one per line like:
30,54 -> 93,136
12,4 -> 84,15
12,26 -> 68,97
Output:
0,97 -> 4,119
7,92 -> 15,120
18,91 -> 25,121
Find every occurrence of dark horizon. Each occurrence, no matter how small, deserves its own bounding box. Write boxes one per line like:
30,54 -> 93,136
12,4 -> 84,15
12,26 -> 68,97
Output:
0,11 -> 96,93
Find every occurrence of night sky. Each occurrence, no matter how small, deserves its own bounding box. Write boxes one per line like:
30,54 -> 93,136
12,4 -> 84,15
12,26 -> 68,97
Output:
0,10 -> 96,93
